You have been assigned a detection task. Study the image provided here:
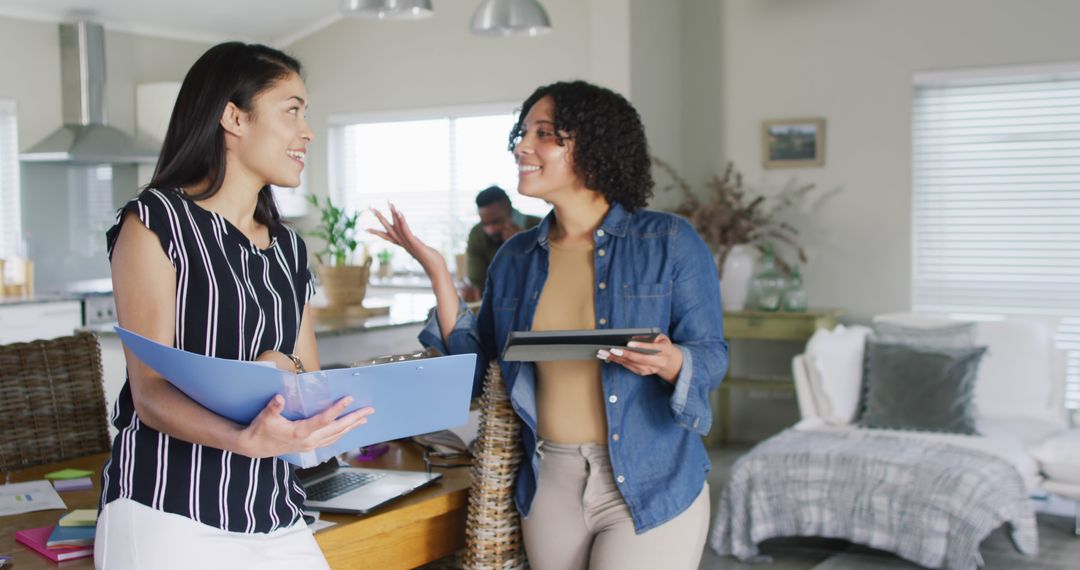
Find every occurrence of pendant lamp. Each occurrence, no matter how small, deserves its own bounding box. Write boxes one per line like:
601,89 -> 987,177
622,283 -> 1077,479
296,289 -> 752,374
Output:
340,0 -> 434,20
470,0 -> 551,37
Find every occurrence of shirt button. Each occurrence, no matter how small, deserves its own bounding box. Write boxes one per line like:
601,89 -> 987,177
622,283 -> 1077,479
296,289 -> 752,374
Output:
598,282 -> 606,290
612,433 -> 620,442
609,395 -> 618,404
598,249 -> 606,257
596,229 -> 605,237
616,475 -> 625,484
599,318 -> 608,326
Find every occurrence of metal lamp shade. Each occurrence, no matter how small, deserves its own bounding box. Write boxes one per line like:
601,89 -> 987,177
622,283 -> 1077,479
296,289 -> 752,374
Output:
340,0 -> 434,20
470,0 -> 552,37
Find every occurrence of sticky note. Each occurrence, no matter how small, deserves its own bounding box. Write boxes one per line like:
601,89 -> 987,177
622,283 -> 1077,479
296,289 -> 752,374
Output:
59,509 -> 98,527
44,469 -> 93,481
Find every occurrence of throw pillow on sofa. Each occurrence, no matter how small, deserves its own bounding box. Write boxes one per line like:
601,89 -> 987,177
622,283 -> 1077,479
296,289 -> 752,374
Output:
804,324 -> 872,425
858,341 -> 987,435
871,319 -> 975,348
1031,430 -> 1080,484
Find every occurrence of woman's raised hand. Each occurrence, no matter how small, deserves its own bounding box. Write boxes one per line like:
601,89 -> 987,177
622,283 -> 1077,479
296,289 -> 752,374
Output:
239,395 -> 374,458
368,203 -> 446,274
368,203 -> 461,342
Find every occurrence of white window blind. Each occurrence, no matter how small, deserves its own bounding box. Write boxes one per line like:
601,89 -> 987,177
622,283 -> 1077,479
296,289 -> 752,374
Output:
912,66 -> 1080,409
328,108 -> 550,274
0,99 -> 21,262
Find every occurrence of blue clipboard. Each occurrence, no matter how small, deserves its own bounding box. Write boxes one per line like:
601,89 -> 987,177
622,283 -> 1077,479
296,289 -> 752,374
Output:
115,327 -> 476,467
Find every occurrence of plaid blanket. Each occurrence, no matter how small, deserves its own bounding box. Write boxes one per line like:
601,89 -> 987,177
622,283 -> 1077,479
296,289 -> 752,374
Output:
709,429 -> 1038,570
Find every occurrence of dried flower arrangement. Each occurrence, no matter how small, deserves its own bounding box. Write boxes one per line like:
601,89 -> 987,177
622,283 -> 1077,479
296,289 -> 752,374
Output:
653,157 -> 813,276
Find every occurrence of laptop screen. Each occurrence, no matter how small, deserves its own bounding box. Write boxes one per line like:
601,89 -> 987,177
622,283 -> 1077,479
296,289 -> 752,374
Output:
296,459 -> 339,484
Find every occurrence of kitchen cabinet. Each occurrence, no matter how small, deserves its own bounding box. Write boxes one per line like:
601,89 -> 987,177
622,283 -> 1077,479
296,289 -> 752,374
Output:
0,300 -> 82,344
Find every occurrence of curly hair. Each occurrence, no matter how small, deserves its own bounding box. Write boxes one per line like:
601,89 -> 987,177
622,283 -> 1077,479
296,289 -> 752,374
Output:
509,80 -> 653,211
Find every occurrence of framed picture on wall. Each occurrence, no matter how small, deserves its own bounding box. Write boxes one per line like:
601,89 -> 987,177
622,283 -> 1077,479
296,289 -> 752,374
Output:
762,118 -> 825,168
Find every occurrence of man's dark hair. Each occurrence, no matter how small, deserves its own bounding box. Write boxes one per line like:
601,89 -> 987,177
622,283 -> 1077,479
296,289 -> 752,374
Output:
476,185 -> 511,208
508,80 -> 653,211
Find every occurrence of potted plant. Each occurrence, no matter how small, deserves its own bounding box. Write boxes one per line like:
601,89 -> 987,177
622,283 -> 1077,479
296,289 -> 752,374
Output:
306,194 -> 371,307
376,249 -> 393,279
653,157 -> 813,310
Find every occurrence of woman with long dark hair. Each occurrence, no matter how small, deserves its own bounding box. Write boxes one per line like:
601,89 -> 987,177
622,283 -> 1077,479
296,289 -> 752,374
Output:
96,43 -> 372,569
371,80 -> 728,569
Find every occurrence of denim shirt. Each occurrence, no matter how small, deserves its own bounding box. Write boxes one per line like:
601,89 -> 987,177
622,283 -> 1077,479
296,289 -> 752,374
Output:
418,203 -> 728,533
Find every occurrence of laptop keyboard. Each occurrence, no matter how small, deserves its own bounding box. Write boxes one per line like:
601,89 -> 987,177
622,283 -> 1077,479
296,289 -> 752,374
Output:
306,472 -> 387,501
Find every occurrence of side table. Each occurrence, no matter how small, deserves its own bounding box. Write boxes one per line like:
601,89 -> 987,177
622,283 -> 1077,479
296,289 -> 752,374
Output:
711,309 -> 842,445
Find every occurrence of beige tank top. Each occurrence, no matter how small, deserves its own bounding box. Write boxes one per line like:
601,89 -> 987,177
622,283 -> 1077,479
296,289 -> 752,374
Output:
532,240 -> 607,444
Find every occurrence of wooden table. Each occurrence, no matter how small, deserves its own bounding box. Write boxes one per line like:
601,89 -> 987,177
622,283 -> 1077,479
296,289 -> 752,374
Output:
1,442 -> 470,569
712,309 -> 842,444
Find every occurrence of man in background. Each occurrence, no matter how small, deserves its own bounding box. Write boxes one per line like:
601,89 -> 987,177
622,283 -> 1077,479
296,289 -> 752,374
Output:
462,186 -> 542,301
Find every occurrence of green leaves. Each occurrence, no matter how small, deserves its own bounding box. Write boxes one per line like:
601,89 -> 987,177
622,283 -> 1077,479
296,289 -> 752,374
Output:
306,194 -> 361,267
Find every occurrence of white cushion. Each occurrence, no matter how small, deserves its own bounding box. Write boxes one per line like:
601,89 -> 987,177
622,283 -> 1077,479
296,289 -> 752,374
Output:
972,319 -> 1062,426
1031,429 -> 1080,485
804,324 -> 871,425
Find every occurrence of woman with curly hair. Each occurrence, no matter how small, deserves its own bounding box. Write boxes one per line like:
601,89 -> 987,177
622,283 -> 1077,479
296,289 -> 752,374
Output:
371,80 -> 727,569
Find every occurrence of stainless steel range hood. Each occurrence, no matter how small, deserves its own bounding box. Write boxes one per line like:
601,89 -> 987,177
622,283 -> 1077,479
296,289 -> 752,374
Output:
19,20 -> 160,164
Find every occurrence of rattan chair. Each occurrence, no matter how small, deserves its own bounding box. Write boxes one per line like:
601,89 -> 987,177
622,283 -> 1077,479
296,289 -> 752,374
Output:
462,360 -> 527,570
0,332 -> 111,473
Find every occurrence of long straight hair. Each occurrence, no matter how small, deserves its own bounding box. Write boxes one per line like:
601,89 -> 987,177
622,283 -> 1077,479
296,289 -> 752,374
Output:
150,42 -> 303,231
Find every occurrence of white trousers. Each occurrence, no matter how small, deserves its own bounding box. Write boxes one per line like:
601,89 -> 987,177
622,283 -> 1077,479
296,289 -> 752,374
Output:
94,499 -> 329,570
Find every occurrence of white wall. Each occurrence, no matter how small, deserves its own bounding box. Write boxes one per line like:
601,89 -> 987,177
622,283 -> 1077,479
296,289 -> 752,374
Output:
629,0 -> 683,211
711,0 -> 1080,321
0,16 -> 210,154
287,0 -> 627,220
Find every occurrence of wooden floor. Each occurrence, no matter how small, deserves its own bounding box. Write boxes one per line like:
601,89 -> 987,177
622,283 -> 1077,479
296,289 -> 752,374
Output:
701,445 -> 1080,570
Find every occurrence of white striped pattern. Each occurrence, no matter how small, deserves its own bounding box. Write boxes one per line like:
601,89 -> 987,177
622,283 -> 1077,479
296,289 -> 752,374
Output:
100,188 -> 315,533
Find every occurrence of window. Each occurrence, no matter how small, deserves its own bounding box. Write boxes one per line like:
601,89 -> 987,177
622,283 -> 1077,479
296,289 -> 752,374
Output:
0,99 -> 21,262
328,106 -> 550,274
912,64 -> 1080,409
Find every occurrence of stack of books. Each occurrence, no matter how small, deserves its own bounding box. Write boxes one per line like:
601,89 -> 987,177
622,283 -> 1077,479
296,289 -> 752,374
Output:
15,509 -> 97,562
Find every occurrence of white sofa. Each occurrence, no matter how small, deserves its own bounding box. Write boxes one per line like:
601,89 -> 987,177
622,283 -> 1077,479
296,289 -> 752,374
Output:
792,313 -> 1078,529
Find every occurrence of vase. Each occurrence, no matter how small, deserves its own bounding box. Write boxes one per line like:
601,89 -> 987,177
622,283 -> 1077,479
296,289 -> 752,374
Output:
749,245 -> 788,312
719,245 -> 755,311
782,265 -> 808,312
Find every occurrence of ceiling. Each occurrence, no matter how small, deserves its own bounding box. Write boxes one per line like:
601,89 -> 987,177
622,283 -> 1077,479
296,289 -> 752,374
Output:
0,0 -> 344,46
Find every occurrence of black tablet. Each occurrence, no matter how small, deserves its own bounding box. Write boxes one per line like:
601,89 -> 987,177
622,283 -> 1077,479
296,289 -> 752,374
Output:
502,328 -> 662,362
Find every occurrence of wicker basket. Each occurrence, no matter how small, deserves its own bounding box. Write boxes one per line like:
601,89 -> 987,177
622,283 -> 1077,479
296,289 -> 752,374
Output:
318,260 -> 371,306
0,333 -> 111,472
462,360 -> 528,570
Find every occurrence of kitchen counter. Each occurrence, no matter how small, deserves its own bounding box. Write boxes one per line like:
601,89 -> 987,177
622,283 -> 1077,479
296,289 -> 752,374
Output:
0,292 -> 81,306
311,292 -> 435,336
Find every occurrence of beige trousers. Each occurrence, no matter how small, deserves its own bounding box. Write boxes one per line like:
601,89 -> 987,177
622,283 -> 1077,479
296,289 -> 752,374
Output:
521,441 -> 710,570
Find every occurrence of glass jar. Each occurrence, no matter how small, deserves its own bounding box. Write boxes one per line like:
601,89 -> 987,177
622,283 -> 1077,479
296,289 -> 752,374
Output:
782,265 -> 808,312
750,245 -> 787,311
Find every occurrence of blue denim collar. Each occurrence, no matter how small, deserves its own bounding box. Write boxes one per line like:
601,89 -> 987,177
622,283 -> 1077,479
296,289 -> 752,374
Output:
527,201 -> 631,253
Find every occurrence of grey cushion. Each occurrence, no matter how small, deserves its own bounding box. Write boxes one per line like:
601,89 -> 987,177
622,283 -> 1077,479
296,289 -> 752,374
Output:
858,340 -> 987,435
871,320 -> 975,348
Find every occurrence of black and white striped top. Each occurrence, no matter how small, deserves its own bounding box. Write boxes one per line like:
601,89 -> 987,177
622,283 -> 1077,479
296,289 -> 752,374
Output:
100,188 -> 315,533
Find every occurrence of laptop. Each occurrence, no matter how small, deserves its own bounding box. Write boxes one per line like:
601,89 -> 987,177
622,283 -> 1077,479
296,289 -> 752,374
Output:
298,459 -> 442,515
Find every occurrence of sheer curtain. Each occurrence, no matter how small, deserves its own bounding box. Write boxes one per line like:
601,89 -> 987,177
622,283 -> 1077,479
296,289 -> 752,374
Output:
328,107 -> 550,274
912,64 -> 1080,410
